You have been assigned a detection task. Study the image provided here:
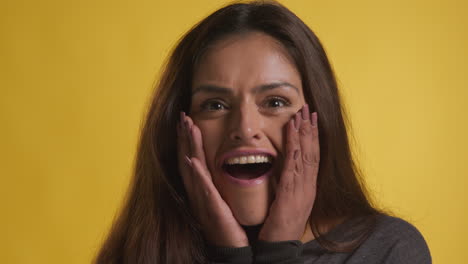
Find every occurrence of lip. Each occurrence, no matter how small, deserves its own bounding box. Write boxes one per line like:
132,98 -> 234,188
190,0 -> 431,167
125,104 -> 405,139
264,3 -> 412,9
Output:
218,148 -> 276,187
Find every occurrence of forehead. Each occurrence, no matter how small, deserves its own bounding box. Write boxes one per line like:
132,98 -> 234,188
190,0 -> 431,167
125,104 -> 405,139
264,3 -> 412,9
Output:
192,32 -> 302,93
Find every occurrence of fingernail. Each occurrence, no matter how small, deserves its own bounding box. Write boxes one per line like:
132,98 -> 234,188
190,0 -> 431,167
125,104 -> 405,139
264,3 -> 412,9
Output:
184,155 -> 192,167
301,104 -> 309,121
311,112 -> 317,127
293,149 -> 299,160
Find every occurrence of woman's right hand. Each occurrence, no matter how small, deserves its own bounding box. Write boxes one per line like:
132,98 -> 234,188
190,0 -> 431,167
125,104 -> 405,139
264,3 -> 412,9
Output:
177,112 -> 249,248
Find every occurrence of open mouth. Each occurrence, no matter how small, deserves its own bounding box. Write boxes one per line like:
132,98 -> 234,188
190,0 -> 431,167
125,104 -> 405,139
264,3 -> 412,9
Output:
222,155 -> 274,180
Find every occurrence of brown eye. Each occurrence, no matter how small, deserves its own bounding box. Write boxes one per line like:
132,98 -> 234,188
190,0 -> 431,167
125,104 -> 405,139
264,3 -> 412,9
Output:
201,100 -> 228,111
265,97 -> 290,108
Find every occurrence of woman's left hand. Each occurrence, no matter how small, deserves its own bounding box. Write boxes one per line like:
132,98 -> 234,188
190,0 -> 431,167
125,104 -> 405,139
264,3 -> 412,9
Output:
258,104 -> 320,242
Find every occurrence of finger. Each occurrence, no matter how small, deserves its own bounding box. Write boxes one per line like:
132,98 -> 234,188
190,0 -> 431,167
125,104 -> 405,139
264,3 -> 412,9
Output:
191,157 -> 226,208
278,118 -> 299,199
294,109 -> 302,131
182,155 -> 195,196
292,111 -> 304,191
183,114 -> 193,147
190,157 -> 215,192
299,105 -> 315,184
310,112 -> 320,174
182,114 -> 202,165
301,104 -> 310,122
177,112 -> 192,186
187,117 -> 207,166
179,112 -> 191,160
184,156 -> 205,218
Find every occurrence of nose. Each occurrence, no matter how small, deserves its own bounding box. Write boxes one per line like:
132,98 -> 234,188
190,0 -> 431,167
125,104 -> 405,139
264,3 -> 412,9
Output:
228,103 -> 263,143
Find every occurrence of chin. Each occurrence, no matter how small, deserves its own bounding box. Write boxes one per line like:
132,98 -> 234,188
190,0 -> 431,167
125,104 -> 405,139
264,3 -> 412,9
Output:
223,188 -> 271,226
235,207 -> 268,226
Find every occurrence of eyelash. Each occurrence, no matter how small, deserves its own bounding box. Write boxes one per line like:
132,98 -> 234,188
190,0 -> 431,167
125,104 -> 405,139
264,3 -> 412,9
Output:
199,96 -> 291,112
200,99 -> 228,111
262,96 -> 291,108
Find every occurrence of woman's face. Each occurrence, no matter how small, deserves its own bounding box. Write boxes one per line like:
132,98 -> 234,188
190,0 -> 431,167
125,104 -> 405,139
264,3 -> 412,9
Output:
190,32 -> 305,225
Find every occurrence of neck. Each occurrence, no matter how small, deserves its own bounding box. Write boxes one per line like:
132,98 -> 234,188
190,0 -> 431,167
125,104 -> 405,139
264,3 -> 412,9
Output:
242,224 -> 263,244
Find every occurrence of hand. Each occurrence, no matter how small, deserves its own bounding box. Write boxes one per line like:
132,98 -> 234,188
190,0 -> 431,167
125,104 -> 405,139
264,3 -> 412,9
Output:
177,112 -> 249,247
258,104 -> 319,242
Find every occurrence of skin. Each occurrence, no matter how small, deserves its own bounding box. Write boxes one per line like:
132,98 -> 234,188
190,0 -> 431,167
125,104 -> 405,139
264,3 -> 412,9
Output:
176,32 -> 320,247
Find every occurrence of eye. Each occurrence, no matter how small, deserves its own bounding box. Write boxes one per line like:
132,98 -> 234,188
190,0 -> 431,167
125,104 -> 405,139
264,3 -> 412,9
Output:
200,99 -> 228,111
264,96 -> 291,108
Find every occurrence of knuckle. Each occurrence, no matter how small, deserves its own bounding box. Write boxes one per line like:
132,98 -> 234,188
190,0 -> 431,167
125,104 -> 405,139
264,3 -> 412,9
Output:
302,152 -> 314,166
288,133 -> 299,145
300,124 -> 312,136
312,128 -> 319,137
286,147 -> 296,159
294,163 -> 303,174
281,181 -> 293,192
285,164 -> 295,173
312,154 -> 320,165
293,135 -> 299,144
304,152 -> 320,166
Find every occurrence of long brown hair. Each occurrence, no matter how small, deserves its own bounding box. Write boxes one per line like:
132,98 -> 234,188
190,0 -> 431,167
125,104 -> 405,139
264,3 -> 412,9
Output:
94,1 -> 380,263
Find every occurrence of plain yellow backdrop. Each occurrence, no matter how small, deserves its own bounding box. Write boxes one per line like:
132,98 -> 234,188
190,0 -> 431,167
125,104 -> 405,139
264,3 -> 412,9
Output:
1,0 -> 466,263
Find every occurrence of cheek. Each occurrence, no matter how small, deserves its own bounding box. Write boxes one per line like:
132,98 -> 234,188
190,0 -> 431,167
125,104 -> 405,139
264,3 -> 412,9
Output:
193,120 -> 224,169
265,115 -> 293,154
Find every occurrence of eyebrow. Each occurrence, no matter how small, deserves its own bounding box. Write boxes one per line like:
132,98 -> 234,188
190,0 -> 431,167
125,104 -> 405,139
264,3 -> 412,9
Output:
192,81 -> 299,95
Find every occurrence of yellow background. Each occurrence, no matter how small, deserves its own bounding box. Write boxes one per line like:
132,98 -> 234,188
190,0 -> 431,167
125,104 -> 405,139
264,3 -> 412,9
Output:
1,0 -> 466,263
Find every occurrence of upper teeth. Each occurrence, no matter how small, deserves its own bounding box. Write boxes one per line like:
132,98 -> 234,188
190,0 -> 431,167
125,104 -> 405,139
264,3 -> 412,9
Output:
225,155 -> 272,165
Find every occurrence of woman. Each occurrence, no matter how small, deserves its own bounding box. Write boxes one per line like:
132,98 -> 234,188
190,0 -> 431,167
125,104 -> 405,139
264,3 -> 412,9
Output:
95,1 -> 431,263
